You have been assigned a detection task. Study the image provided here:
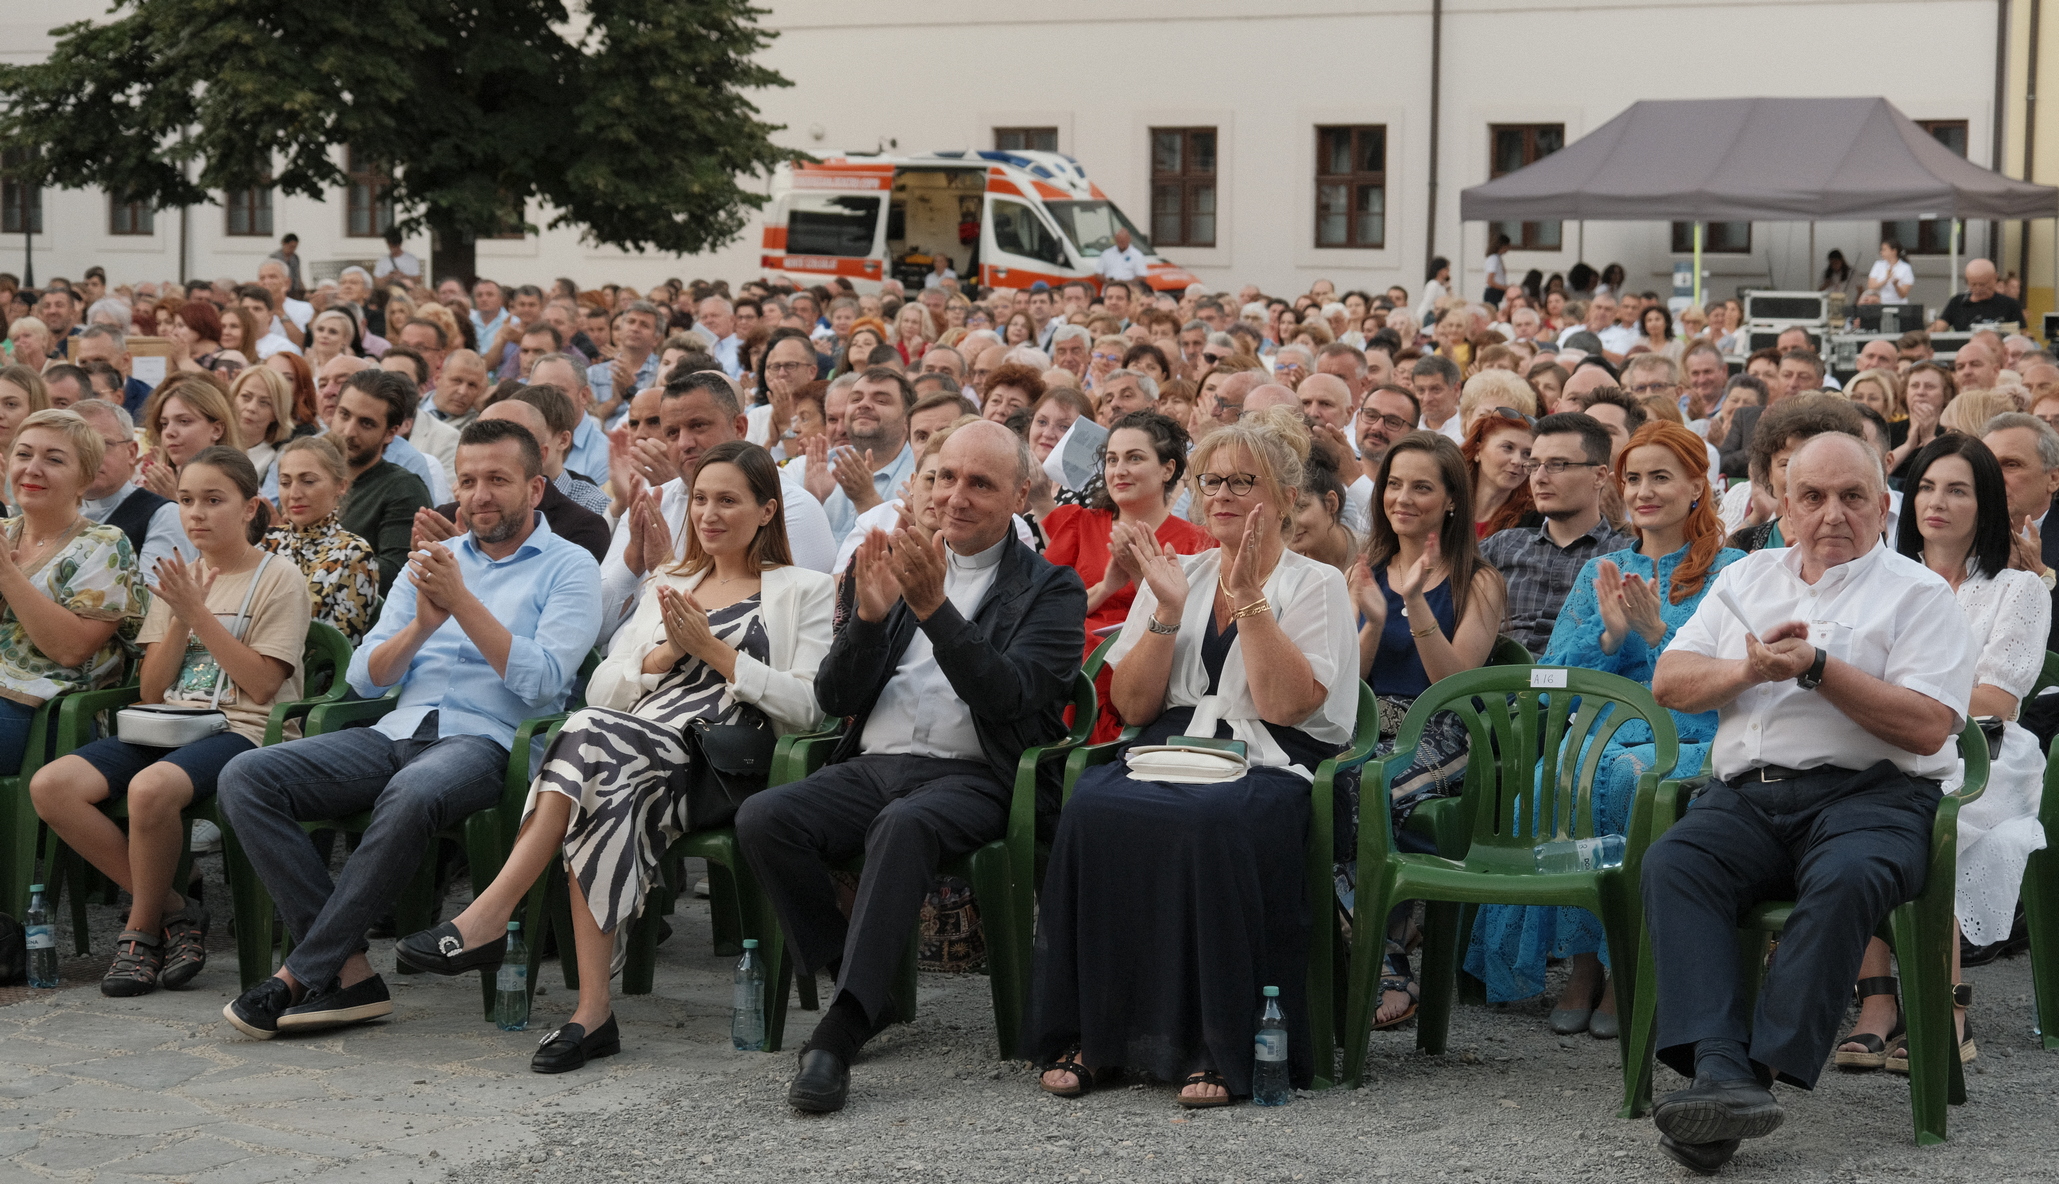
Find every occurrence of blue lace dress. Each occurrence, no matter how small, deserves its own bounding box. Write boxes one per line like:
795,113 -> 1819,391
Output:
1463,543 -> 1745,1003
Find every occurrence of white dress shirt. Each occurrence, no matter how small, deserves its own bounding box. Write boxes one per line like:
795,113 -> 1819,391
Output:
1668,543 -> 1977,781
410,410 -> 460,485
597,471 -> 836,644
1343,473 -> 1374,537
1597,324 -> 1641,355
1095,244 -> 1150,282
859,533 -> 1007,760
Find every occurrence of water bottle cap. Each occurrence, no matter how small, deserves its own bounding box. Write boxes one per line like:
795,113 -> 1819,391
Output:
742,939 -> 759,949
1263,985 -> 1279,997
28,883 -> 43,893
506,922 -> 520,932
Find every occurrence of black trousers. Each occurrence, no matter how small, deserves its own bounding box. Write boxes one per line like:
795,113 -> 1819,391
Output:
735,753 -> 1008,1026
1640,761 -> 1939,1089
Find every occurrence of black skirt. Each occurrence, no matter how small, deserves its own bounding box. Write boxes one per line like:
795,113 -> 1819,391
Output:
1023,704 -> 1318,1095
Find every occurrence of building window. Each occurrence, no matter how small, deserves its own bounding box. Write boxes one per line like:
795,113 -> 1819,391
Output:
1489,124 -> 1565,250
345,147 -> 394,238
225,186 -> 273,237
109,196 -> 154,236
994,127 -> 1058,153
1150,127 -> 1216,248
489,195 -> 526,240
1883,120 -> 1971,255
1314,125 -> 1386,249
1670,221 -> 1752,253
1,150 -> 39,235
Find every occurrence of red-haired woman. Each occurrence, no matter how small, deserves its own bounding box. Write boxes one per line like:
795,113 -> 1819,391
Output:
1464,421 -> 1746,1037
1460,408 -> 1538,539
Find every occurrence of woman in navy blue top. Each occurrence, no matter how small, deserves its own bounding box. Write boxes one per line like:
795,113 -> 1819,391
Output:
1344,431 -> 1506,1032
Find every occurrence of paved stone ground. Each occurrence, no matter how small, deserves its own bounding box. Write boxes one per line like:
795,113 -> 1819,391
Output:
6,851 -> 2059,1183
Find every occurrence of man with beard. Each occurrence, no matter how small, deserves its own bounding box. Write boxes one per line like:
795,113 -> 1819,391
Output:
218,418 -> 601,1040
1348,384 -> 1420,533
331,369 -> 435,597
821,368 -> 917,541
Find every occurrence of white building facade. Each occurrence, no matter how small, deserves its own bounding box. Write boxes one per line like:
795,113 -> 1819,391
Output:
0,0 -> 2010,312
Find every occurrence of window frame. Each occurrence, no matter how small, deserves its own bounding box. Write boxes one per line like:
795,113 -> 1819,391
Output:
1488,123 -> 1565,250
1313,124 -> 1387,249
344,147 -> 394,238
108,195 -> 154,236
1882,120 -> 1971,255
225,185 -> 274,237
1149,126 -> 1217,249
0,149 -> 40,236
994,127 -> 1059,153
1670,221 -> 1753,254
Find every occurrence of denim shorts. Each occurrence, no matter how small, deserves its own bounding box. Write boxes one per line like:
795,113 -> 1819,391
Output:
72,731 -> 258,804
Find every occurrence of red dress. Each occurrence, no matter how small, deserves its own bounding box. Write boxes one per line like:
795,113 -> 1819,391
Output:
1040,504 -> 1218,743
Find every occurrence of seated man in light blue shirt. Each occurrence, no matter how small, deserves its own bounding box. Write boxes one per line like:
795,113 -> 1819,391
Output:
820,367 -> 917,542
217,418 -> 602,1040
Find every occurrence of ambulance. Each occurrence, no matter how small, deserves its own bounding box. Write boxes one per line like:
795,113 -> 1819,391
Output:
758,150 -> 1198,294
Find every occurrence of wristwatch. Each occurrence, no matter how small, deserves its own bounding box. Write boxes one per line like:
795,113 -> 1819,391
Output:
1796,646 -> 1828,690
1146,614 -> 1181,636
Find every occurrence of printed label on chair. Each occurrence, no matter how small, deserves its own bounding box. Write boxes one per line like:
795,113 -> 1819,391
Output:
1529,668 -> 1568,688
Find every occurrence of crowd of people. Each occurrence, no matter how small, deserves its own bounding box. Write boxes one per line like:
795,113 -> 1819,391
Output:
0,232 -> 2051,1173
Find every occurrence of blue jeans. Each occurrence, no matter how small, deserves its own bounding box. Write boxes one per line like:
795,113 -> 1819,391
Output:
215,716 -> 508,988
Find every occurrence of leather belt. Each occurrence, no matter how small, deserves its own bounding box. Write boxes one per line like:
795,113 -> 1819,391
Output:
1742,763 -> 1842,782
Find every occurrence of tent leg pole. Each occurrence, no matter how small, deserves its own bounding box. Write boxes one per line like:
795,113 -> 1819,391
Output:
1693,223 -> 1704,309
1952,220 -> 1961,300
1809,222 -> 1816,289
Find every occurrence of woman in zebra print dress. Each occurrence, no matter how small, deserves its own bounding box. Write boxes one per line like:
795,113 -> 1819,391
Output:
398,442 -> 835,1061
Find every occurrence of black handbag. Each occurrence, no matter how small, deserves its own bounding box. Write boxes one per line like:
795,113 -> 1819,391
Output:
682,704 -> 779,828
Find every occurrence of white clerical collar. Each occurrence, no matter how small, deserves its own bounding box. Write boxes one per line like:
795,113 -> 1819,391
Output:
948,533 -> 1010,573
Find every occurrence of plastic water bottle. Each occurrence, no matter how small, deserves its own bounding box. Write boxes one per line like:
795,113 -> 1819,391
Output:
732,938 -> 766,1051
1252,985 -> 1289,1106
1532,834 -> 1626,874
25,883 -> 57,988
494,922 -> 529,1032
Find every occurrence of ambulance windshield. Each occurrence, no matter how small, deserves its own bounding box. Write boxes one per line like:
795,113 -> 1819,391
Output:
1044,201 -> 1152,257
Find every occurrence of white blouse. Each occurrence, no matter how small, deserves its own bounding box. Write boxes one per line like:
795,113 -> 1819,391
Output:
1107,547 -> 1359,777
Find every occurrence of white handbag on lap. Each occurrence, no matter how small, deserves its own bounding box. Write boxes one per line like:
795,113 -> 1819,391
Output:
1123,695 -> 1251,785
116,554 -> 273,749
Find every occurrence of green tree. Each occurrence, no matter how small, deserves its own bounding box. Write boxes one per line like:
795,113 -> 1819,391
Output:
0,0 -> 803,281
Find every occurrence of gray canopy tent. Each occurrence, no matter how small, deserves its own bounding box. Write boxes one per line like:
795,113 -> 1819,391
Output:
1459,97 -> 2059,306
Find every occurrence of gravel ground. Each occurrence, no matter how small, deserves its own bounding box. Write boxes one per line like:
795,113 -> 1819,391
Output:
21,843 -> 2059,1183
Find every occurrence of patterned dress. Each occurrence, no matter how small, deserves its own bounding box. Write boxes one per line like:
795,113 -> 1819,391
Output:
527,594 -> 770,934
261,514 -> 380,643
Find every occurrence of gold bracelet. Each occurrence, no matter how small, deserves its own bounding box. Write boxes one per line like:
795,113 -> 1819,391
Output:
1230,597 -> 1271,621
1410,623 -> 1440,638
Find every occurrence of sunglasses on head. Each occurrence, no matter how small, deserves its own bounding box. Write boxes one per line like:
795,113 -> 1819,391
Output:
1489,406 -> 1535,427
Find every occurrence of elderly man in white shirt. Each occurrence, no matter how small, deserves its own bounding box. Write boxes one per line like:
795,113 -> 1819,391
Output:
1095,227 -> 1150,283
1639,432 -> 1977,1173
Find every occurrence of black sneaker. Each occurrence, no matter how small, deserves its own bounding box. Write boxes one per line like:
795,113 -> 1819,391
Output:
223,977 -> 297,1040
276,974 -> 394,1032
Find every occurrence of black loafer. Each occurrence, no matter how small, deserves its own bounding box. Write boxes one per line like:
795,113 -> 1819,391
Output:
395,921 -> 506,976
531,1015 -> 621,1074
788,1048 -> 850,1113
1653,1077 -> 1784,1145
1659,1133 -> 1741,1175
277,974 -> 394,1032
223,976 -> 298,1040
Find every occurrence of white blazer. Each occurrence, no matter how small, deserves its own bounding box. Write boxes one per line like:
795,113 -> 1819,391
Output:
583,563 -> 834,735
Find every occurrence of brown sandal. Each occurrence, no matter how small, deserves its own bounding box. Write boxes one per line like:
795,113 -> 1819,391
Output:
101,930 -> 163,998
159,902 -> 210,990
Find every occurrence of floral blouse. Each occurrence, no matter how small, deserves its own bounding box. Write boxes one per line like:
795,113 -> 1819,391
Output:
261,514 -> 380,643
0,520 -> 148,707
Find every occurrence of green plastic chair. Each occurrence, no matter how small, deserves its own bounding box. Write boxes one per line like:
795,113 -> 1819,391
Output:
2024,652 -> 2059,1052
42,622 -> 357,971
748,669 -> 1100,1058
225,648 -> 600,1019
1618,718 -> 1991,1146
1401,634 -> 1539,859
2,692 -> 104,925
1054,677 -> 1380,1090
1341,665 -> 1678,1088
